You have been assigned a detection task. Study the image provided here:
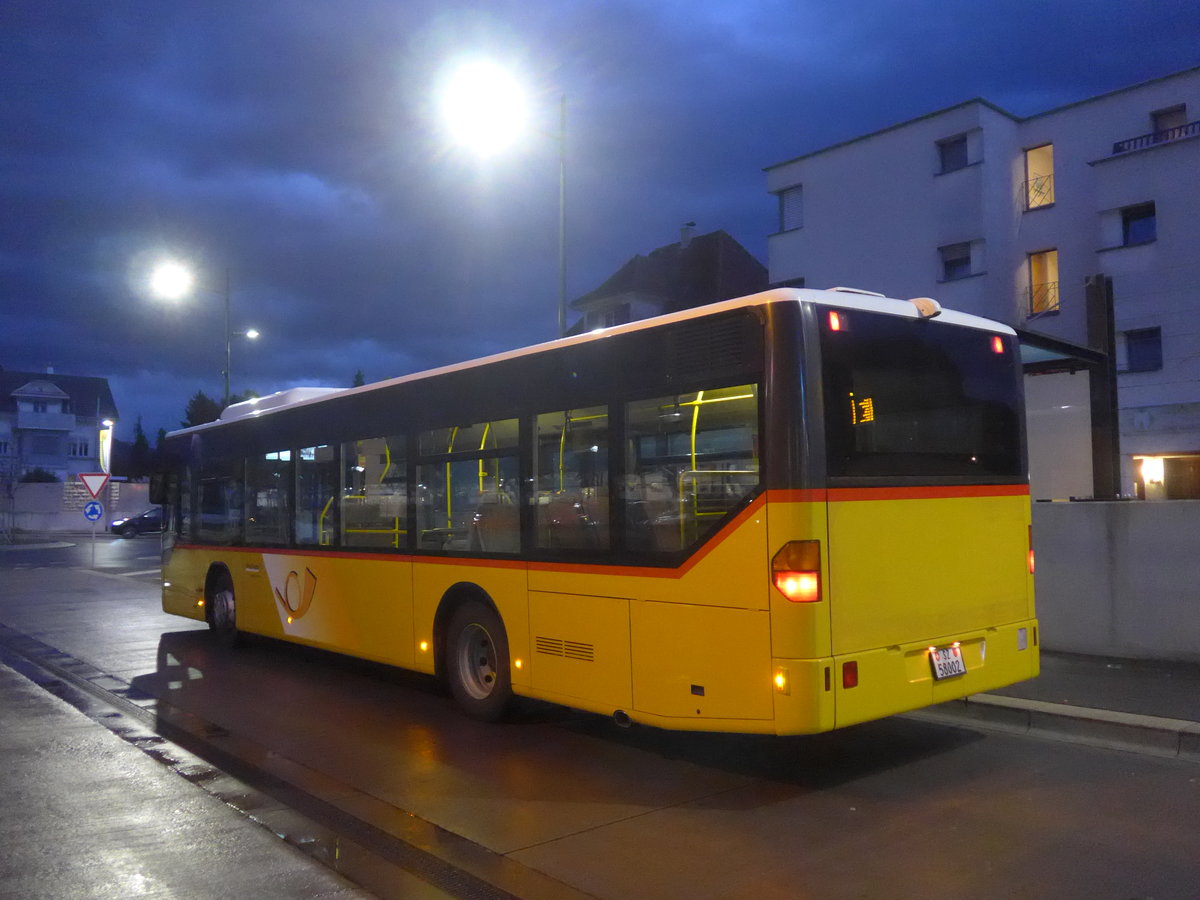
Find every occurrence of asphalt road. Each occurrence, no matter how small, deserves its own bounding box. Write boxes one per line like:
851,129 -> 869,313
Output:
3,536 -> 1200,899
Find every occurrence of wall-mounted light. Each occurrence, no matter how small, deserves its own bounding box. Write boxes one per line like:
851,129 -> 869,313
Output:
1140,456 -> 1165,485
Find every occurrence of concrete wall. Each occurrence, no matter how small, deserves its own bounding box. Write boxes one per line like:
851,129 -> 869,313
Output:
4,481 -> 150,533
1033,500 -> 1200,663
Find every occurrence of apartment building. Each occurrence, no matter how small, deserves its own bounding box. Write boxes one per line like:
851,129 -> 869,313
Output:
766,66 -> 1200,499
0,368 -> 118,482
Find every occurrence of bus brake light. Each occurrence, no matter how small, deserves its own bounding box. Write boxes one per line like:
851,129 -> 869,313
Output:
829,311 -> 843,331
772,540 -> 821,602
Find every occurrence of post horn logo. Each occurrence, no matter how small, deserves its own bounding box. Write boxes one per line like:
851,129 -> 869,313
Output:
275,567 -> 317,621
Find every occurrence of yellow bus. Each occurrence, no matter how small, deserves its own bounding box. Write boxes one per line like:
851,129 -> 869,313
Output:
156,287 -> 1038,734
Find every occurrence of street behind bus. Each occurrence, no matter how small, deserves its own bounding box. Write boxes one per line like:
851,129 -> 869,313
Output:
3,536 -> 1199,899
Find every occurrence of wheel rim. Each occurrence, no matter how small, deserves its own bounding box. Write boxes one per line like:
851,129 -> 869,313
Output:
212,588 -> 234,632
455,622 -> 498,700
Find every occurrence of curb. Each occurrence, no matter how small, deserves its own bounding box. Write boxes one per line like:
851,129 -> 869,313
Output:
908,692 -> 1200,761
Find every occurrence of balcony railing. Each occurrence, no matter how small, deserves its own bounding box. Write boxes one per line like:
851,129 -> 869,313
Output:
16,410 -> 76,431
1024,173 -> 1055,209
1112,120 -> 1200,155
1028,281 -> 1060,318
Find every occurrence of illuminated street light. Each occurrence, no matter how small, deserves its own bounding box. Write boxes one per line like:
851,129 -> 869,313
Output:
440,60 -> 569,337
148,260 -> 261,408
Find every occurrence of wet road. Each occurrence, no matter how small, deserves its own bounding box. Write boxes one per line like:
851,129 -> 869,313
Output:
3,536 -> 1200,898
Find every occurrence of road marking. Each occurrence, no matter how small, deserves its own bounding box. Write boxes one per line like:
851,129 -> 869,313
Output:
125,568 -> 162,577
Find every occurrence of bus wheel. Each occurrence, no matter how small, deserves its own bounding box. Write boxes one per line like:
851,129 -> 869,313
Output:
208,575 -> 239,647
446,600 -> 512,722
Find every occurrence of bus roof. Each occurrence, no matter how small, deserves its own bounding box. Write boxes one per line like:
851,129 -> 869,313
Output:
170,287 -> 1015,437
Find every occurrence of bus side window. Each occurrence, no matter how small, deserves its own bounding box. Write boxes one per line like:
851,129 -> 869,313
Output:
196,457 -> 243,546
624,385 -> 760,553
246,450 -> 291,546
342,436 -> 407,549
416,419 -> 519,554
296,445 -> 339,546
533,406 -> 609,551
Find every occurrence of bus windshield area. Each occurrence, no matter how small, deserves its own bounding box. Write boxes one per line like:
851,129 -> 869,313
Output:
819,309 -> 1023,479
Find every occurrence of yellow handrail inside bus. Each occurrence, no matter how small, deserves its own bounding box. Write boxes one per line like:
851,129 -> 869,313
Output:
319,494 -> 335,545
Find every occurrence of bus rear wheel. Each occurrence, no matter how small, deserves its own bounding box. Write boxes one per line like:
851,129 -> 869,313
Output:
208,575 -> 238,647
445,600 -> 512,722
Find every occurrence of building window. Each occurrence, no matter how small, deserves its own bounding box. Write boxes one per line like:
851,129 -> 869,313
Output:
778,184 -> 803,231
1121,202 -> 1156,246
1124,327 -> 1162,372
0,440 -> 9,456
1023,144 -> 1055,209
937,135 -> 968,174
1027,249 -> 1060,316
1152,104 -> 1187,137
585,303 -> 631,330
32,400 -> 48,413
68,441 -> 90,457
939,242 -> 973,280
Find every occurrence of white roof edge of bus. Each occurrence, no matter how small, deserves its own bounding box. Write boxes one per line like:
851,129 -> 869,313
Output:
167,287 -> 1014,437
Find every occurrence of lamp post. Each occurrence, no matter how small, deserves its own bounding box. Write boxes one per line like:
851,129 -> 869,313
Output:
150,260 -> 260,408
441,61 -> 569,337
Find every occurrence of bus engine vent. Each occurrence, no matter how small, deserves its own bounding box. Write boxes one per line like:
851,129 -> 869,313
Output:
535,636 -> 595,662
666,314 -> 755,382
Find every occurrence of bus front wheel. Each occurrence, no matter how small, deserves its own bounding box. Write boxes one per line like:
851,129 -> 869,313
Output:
445,600 -> 512,722
208,575 -> 238,647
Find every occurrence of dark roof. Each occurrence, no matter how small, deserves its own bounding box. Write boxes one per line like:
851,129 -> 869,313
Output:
571,229 -> 767,314
0,370 -> 119,420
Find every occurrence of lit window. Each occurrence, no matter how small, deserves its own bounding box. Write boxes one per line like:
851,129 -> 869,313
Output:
778,185 -> 803,231
1124,327 -> 1162,372
1023,144 -> 1055,209
1122,203 -> 1156,246
937,135 -> 968,174
939,242 -> 972,280
1027,249 -> 1059,316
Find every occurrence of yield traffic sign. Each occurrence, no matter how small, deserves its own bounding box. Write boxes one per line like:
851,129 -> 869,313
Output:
79,472 -> 110,498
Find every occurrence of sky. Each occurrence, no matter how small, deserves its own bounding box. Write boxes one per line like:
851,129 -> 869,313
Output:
3,1 -> 1199,440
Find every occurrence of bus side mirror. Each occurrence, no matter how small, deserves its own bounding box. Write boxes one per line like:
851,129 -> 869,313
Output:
149,472 -> 173,505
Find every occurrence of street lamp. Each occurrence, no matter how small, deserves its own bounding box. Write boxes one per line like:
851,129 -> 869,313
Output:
149,260 -> 261,408
440,61 -> 569,338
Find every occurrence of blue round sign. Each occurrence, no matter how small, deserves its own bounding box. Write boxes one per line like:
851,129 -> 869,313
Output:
83,500 -> 104,522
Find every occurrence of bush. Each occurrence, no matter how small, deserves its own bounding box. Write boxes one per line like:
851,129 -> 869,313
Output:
20,468 -> 60,483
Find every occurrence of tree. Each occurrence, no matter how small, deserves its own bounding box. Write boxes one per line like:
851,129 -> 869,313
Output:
129,416 -> 152,477
352,369 -> 365,387
181,391 -> 222,428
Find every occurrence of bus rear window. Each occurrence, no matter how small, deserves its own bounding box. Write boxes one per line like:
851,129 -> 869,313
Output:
819,310 -> 1023,478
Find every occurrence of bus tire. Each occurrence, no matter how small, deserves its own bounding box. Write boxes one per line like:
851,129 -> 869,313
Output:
445,599 -> 512,722
207,572 -> 239,648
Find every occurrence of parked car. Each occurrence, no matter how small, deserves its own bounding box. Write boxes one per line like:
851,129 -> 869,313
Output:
110,507 -> 163,538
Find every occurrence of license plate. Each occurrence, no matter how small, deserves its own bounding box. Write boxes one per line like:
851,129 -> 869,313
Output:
930,645 -> 967,680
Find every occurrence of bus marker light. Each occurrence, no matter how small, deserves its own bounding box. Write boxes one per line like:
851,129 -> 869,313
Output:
774,667 -> 789,695
829,311 -> 843,331
287,616 -> 294,624
1017,628 -> 1028,651
514,658 -> 523,670
992,335 -> 1005,354
772,540 -> 821,602
419,641 -> 429,653
842,661 -> 858,689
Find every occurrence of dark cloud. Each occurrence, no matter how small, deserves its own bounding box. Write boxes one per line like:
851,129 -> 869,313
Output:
3,0 -> 1198,436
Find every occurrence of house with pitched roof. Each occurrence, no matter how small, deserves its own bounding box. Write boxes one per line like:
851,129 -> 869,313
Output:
0,367 -> 119,482
568,227 -> 767,333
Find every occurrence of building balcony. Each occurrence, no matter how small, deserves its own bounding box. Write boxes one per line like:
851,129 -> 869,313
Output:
16,411 -> 77,431
1112,119 -> 1200,155
1028,282 -> 1060,318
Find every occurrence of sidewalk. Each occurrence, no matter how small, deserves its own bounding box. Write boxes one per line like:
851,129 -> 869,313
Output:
0,660 -> 375,899
916,650 -> 1200,759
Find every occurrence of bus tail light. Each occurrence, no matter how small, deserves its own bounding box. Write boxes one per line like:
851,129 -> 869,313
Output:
772,540 -> 821,602
1028,525 -> 1035,574
842,661 -> 858,689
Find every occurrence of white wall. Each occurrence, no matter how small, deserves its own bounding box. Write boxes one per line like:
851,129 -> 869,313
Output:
1033,500 -> 1200,662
